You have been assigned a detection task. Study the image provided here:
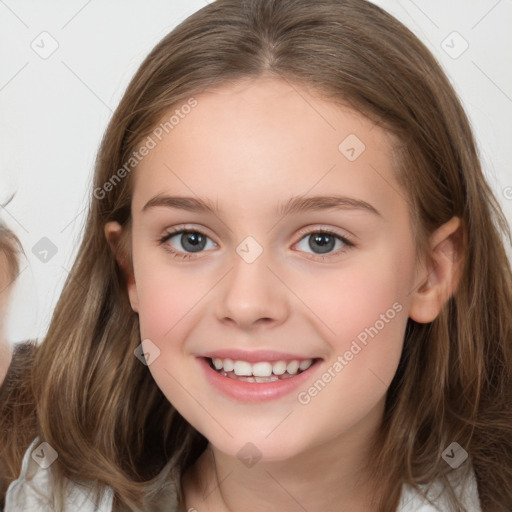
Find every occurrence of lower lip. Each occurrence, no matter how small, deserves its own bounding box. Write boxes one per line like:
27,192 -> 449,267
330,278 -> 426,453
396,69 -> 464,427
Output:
198,357 -> 321,403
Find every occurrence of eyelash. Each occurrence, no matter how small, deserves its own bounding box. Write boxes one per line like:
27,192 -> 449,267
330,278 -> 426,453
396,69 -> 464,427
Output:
158,226 -> 355,262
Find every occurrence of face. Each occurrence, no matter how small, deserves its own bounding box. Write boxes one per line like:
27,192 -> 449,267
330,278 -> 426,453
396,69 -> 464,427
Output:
119,77 -> 425,463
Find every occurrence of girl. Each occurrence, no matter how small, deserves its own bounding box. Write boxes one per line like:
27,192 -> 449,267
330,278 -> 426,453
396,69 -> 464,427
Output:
2,0 -> 512,511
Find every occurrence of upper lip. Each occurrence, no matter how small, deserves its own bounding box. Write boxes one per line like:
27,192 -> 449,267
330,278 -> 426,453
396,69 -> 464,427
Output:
199,349 -> 318,363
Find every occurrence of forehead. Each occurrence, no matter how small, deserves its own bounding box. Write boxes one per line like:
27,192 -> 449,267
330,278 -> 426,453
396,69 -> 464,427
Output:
131,77 -> 404,220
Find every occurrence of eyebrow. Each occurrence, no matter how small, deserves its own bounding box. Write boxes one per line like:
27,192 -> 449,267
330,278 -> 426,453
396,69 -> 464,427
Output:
142,194 -> 381,217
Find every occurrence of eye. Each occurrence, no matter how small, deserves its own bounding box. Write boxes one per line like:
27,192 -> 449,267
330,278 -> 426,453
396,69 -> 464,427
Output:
158,226 -> 354,261
159,228 -> 217,259
294,227 -> 354,260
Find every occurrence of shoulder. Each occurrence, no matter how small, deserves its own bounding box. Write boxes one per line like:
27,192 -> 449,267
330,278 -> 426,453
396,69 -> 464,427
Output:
4,437 -> 114,512
398,463 -> 482,511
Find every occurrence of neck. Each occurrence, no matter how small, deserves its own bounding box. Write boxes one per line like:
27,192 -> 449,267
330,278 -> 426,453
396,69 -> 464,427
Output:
182,399 -> 385,512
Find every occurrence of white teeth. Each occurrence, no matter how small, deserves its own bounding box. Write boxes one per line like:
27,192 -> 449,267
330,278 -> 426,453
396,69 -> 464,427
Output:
272,361 -> 287,375
233,360 -> 252,376
286,360 -> 300,375
255,375 -> 279,383
210,357 -> 314,377
299,359 -> 313,371
252,362 -> 273,377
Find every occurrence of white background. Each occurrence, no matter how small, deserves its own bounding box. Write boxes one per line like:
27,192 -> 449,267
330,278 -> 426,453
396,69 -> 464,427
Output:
1,0 -> 511,344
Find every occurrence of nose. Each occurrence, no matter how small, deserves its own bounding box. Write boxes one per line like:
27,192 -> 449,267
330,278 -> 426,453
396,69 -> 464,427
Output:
215,247 -> 290,330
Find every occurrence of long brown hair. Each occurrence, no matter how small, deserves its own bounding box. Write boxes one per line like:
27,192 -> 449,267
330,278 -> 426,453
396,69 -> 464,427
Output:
1,1 -> 511,510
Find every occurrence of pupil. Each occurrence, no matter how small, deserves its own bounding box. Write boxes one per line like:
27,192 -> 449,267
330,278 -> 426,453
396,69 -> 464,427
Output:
310,233 -> 334,254
182,232 -> 206,252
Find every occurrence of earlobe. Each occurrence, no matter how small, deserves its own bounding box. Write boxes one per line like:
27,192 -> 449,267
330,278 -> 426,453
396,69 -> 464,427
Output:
409,216 -> 464,324
104,221 -> 139,313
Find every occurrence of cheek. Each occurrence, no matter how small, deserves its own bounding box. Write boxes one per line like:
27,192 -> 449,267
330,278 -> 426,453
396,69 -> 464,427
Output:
133,263 -> 207,419
295,255 -> 408,348
135,257 -> 199,341
293,251 -> 410,399
289,267 -> 409,447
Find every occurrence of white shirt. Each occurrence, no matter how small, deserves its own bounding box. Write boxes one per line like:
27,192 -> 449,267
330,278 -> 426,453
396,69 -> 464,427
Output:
5,437 -> 482,511
5,438 -> 114,511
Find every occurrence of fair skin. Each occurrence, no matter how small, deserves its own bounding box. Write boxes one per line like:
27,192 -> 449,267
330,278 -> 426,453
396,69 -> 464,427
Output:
0,253 -> 13,386
0,341 -> 11,386
106,77 -> 462,511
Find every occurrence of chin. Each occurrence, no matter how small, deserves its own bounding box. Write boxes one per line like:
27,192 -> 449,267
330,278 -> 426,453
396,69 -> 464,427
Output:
197,422 -> 317,465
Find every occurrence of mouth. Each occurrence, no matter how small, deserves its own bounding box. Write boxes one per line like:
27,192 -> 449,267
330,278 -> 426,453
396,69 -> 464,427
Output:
197,349 -> 323,402
204,356 -> 321,383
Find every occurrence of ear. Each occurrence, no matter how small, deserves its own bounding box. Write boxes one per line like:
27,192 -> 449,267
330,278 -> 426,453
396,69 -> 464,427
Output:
104,221 -> 139,313
409,216 -> 464,324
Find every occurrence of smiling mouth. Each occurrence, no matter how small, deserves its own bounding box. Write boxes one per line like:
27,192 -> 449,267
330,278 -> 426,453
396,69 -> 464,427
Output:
206,356 -> 320,383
